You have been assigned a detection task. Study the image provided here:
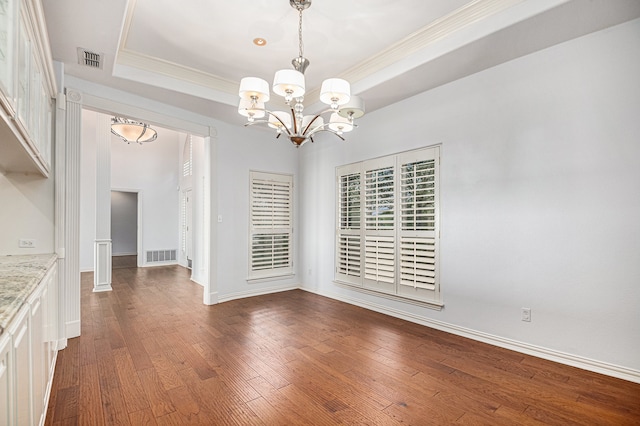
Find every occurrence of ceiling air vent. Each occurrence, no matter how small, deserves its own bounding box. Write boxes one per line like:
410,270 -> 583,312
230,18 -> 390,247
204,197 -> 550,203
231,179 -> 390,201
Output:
77,48 -> 103,69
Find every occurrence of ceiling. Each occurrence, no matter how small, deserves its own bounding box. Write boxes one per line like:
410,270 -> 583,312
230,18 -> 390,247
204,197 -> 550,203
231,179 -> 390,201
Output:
42,0 -> 640,126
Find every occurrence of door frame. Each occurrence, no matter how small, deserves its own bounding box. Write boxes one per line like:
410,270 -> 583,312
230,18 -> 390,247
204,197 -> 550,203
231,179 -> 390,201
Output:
111,188 -> 142,267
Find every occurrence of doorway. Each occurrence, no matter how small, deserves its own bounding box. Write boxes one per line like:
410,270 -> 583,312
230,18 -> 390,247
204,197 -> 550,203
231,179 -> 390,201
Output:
111,190 -> 139,269
183,189 -> 193,269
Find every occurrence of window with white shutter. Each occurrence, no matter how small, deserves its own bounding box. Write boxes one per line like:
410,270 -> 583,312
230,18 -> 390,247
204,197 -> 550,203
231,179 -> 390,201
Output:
335,146 -> 440,306
249,171 -> 293,280
363,160 -> 395,293
182,136 -> 193,177
336,167 -> 363,285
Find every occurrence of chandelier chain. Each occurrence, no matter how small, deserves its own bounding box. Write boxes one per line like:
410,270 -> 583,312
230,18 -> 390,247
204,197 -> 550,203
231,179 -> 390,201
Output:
298,8 -> 304,59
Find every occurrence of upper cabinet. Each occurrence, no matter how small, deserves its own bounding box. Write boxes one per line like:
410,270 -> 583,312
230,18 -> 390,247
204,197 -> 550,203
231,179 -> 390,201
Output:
0,0 -> 56,177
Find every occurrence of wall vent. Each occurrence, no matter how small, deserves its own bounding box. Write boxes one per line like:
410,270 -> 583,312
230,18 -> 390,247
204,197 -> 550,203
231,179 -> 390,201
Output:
77,48 -> 103,69
146,249 -> 177,263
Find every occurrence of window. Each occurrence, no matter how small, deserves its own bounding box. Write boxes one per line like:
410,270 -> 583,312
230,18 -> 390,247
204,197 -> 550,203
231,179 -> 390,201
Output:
249,171 -> 293,280
182,135 -> 193,177
335,146 -> 441,306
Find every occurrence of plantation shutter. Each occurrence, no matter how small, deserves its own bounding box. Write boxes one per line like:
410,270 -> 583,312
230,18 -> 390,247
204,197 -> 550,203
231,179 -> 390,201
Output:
334,146 -> 440,305
363,159 -> 395,293
249,171 -> 293,279
335,165 -> 363,285
398,147 -> 439,299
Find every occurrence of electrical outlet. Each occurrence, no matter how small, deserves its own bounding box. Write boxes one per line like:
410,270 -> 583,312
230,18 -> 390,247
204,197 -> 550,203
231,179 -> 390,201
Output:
19,239 -> 36,248
521,307 -> 531,322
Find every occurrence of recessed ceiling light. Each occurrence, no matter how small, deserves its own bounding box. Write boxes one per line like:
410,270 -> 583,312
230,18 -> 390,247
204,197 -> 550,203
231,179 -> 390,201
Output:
253,38 -> 267,46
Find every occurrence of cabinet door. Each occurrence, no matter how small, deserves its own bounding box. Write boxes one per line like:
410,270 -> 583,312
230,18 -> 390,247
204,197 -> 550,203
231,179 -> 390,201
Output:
0,333 -> 12,426
39,84 -> 51,167
44,263 -> 58,378
9,305 -> 30,426
15,9 -> 28,131
28,47 -> 40,145
0,0 -> 16,114
29,283 -> 45,426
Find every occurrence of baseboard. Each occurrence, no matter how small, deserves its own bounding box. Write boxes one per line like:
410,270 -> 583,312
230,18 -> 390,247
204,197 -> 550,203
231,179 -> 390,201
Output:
112,252 -> 137,256
66,320 -> 81,339
203,291 -> 218,305
140,261 -> 179,268
303,287 -> 640,384
218,284 -> 300,304
56,337 -> 67,350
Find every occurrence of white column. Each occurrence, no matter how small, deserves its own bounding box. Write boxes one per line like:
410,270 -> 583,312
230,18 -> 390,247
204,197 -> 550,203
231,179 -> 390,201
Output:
94,114 -> 112,292
203,126 -> 218,305
64,89 -> 82,338
54,92 -> 67,348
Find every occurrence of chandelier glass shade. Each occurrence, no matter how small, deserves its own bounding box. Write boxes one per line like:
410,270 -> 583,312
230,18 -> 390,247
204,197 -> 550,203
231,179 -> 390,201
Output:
238,0 -> 365,147
111,117 -> 157,144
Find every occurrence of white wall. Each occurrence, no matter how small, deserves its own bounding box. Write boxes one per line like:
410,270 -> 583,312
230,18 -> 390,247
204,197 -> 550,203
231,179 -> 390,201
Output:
0,171 -> 54,255
111,191 -> 137,255
79,110 -> 181,270
299,19 -> 640,374
214,121 -> 300,301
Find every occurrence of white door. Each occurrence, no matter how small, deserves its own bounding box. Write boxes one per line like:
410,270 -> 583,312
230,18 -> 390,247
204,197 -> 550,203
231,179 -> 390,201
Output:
185,190 -> 193,268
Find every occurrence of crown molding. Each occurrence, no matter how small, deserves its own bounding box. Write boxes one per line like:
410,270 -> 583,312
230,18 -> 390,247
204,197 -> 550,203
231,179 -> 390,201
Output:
116,49 -> 238,96
116,0 -> 237,101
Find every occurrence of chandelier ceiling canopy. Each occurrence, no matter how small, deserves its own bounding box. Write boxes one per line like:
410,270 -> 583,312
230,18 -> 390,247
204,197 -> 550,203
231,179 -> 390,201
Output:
238,0 -> 365,147
111,117 -> 158,144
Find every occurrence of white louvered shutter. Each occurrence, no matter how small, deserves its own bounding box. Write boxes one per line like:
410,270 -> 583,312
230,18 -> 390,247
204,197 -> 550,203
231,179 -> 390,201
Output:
398,147 -> 439,299
334,146 -> 440,305
336,166 -> 363,285
249,171 -> 293,278
363,159 -> 395,293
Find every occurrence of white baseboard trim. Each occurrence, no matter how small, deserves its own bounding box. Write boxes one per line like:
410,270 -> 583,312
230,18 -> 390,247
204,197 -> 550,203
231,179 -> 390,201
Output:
303,288 -> 640,384
218,284 -> 300,304
140,261 -> 179,268
66,320 -> 81,339
92,285 -> 113,293
80,267 -> 93,273
112,252 -> 137,256
203,291 -> 218,305
56,338 -> 67,350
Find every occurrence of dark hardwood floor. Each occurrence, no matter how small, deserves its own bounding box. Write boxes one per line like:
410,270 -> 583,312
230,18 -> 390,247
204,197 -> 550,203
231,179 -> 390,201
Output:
112,255 -> 137,270
45,266 -> 640,425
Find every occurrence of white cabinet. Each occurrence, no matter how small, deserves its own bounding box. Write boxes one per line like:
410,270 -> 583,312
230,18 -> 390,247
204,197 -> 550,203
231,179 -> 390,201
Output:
0,333 -> 12,426
0,0 -> 17,114
8,305 -> 30,426
27,282 -> 45,426
43,265 -> 57,382
0,0 -> 56,177
1,261 -> 58,426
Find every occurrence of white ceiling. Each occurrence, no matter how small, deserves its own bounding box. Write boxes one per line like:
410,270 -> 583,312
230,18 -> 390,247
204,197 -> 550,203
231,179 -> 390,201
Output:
42,0 -> 640,125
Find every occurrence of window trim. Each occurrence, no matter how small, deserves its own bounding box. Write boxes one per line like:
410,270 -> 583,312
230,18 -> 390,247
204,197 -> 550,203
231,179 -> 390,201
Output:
335,145 -> 441,308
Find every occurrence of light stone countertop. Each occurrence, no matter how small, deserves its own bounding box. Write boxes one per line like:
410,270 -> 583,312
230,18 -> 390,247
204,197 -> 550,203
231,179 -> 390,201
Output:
0,253 -> 57,335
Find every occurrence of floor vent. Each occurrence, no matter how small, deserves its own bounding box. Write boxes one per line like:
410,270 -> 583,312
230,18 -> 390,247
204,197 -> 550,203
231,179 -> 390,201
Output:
146,249 -> 177,263
77,47 -> 103,69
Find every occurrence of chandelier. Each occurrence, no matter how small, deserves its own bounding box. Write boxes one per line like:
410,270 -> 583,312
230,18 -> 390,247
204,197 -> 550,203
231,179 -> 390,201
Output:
237,0 -> 365,147
111,117 -> 158,144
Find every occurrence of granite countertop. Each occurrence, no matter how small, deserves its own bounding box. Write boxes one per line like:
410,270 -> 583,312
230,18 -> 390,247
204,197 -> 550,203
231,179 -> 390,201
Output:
0,253 -> 57,335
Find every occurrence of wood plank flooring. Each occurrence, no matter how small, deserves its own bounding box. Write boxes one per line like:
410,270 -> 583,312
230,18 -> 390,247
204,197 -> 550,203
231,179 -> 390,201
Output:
45,266 -> 640,425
